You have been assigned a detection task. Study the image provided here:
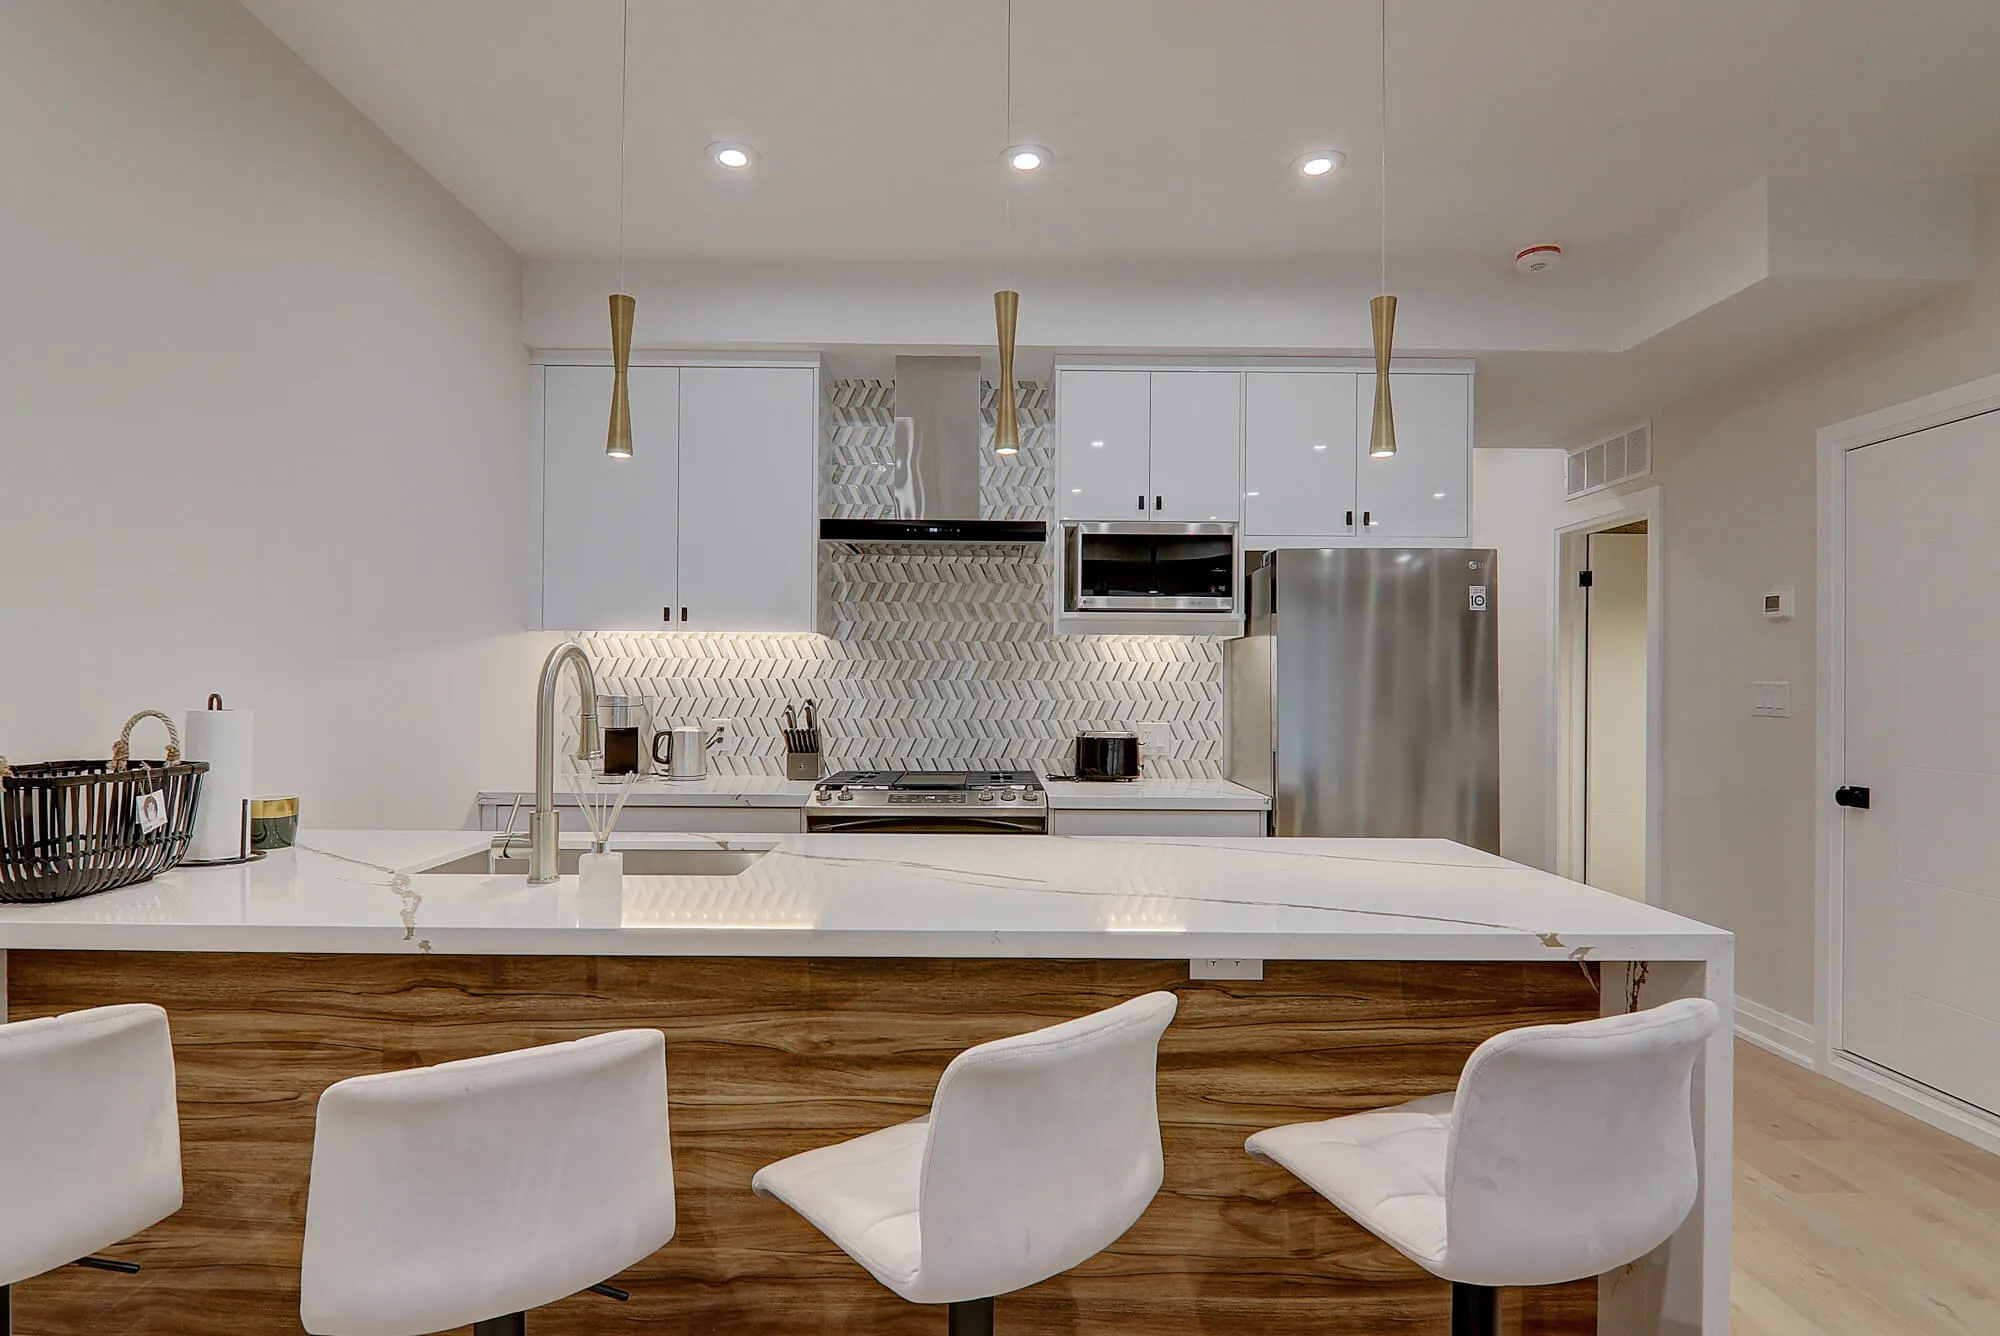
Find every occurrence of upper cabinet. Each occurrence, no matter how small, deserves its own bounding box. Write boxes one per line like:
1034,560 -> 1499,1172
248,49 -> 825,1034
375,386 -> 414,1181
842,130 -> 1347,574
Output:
676,366 -> 817,632
1243,371 -> 1359,540
1352,371 -> 1472,540
1057,370 -> 1151,519
1057,369 -> 1242,522
541,364 -> 681,631
1148,372 -> 1243,522
536,359 -> 820,632
1056,362 -> 1474,548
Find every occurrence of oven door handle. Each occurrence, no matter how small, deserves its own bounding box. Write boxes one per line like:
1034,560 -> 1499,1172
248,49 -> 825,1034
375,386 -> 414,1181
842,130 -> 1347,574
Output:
804,814 -> 1047,834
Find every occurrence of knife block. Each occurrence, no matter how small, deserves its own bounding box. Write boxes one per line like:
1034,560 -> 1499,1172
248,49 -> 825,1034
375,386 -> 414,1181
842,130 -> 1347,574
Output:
786,751 -> 822,781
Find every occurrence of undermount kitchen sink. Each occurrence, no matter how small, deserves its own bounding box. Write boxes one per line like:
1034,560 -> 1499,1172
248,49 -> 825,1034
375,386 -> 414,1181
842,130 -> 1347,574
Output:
426,847 -> 771,877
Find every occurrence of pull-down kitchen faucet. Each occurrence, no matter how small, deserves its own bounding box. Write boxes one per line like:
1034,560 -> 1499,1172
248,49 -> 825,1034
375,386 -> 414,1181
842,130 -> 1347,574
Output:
528,640 -> 600,884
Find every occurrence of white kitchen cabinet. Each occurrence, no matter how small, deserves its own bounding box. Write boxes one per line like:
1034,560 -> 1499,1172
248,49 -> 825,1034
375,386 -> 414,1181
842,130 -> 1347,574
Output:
536,358 -> 819,632
677,366 -> 817,632
1058,370 -> 1151,520
1148,371 -> 1243,522
541,364 -> 680,631
1243,372 -> 1359,541
1354,372 -> 1472,539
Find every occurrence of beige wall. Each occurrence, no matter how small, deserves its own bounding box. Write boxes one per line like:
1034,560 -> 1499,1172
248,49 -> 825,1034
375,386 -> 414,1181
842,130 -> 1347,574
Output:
0,0 -> 539,827
1471,448 -> 1569,869
1600,175 -> 2000,1022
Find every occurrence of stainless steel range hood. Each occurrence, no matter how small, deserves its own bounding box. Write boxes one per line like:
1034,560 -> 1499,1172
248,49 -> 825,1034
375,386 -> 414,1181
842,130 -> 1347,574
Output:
818,355 -> 1046,543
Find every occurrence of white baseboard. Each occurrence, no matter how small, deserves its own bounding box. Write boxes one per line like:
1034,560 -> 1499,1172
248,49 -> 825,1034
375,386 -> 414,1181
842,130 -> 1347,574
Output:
1735,997 -> 1816,1067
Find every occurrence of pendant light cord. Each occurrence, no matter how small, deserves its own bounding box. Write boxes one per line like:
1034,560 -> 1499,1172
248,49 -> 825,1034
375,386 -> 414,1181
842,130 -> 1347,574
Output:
617,0 -> 630,297
1378,0 -> 1388,300
1004,0 -> 1014,280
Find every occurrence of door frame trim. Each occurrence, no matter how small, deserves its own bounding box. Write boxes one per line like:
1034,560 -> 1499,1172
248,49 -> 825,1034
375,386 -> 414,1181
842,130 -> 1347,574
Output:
1547,486 -> 1665,904
1817,371 -> 2000,1151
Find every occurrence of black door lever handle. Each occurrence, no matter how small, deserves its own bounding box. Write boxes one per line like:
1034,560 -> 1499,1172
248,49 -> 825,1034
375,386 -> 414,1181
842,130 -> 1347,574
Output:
1835,785 -> 1870,810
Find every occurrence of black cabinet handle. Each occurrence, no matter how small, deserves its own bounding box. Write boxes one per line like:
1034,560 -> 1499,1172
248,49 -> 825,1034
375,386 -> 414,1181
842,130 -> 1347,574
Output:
1155,495 -> 1163,511
1345,510 -> 1355,528
1137,494 -> 1145,512
1835,785 -> 1871,810
1362,510 -> 1373,527
663,607 -> 672,623
681,607 -> 689,623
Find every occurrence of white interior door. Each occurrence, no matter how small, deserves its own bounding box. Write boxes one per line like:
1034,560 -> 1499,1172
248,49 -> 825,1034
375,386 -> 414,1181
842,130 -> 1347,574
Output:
676,366 -> 817,632
541,364 -> 679,631
1842,409 -> 2000,1116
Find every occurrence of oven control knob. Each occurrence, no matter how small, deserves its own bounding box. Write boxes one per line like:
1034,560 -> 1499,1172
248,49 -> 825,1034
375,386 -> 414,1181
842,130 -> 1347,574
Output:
1000,791 -> 1018,802
978,792 -> 996,803
815,791 -> 832,802
837,792 -> 854,802
1023,791 -> 1041,803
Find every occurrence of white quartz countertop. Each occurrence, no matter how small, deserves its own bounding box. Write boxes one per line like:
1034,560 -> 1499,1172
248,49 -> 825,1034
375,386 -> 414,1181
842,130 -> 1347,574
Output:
476,775 -> 1270,811
0,829 -> 1729,962
1040,776 -> 1270,811
477,776 -> 817,808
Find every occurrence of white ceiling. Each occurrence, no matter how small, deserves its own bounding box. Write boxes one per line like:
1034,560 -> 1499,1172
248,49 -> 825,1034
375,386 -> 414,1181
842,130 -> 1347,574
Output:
241,0 -> 2000,265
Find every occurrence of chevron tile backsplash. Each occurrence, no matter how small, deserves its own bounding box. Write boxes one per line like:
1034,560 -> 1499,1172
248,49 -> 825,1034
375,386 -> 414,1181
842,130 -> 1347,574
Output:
577,379 -> 1227,778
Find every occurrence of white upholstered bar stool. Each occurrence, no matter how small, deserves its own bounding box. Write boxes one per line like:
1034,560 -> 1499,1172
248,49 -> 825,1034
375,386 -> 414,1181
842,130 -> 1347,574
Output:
1246,998 -> 1719,1336
299,1029 -> 676,1336
753,991 -> 1179,1336
0,1003 -> 183,1335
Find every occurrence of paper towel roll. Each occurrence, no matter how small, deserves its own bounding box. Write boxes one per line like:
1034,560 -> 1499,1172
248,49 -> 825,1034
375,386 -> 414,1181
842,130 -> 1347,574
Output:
185,705 -> 255,863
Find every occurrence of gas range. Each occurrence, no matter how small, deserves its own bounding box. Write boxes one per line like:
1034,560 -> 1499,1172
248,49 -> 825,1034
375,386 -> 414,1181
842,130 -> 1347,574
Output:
806,768 -> 1048,833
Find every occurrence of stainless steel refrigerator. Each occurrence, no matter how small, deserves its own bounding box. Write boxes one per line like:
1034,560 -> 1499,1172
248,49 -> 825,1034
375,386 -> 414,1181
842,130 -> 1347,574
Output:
1227,547 -> 1499,849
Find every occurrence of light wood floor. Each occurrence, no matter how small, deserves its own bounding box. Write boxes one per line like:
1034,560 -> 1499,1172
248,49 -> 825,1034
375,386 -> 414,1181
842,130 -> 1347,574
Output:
1734,1039 -> 2000,1335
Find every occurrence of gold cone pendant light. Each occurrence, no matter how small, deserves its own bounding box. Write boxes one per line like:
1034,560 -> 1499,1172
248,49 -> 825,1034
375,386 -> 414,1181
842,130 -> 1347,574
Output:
1369,294 -> 1397,457
994,289 -> 1021,456
607,292 -> 635,458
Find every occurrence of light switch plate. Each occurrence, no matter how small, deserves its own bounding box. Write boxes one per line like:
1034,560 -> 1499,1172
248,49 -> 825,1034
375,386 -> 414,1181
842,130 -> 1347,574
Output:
1190,957 -> 1264,981
1751,682 -> 1791,718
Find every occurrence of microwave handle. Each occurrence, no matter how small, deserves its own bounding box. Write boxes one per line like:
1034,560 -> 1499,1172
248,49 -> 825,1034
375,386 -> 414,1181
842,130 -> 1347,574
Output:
1065,524 -> 1083,612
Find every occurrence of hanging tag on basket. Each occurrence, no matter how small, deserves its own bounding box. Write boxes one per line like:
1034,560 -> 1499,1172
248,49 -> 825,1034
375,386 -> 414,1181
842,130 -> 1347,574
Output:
135,789 -> 168,835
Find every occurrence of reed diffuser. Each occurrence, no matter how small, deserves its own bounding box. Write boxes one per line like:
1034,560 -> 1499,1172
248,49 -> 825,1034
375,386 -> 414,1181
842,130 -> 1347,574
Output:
565,757 -> 639,893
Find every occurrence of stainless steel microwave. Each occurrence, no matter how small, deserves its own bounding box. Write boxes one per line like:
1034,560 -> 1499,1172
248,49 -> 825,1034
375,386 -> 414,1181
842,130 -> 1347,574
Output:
1062,521 -> 1241,613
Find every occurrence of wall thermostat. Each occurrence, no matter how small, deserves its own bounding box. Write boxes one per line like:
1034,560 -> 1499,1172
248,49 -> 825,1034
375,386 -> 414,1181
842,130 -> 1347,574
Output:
1763,587 -> 1795,621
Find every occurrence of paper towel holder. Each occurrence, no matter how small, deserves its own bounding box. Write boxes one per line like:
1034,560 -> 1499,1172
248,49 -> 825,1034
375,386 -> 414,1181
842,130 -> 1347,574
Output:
179,691 -> 266,868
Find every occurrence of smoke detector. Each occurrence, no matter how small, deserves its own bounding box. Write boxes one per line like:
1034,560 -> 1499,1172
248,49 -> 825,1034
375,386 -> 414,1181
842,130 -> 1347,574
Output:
1515,244 -> 1563,274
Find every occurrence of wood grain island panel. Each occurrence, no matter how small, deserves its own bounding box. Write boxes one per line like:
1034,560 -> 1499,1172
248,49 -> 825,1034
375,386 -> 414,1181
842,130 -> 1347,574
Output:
7,953 -> 1599,1335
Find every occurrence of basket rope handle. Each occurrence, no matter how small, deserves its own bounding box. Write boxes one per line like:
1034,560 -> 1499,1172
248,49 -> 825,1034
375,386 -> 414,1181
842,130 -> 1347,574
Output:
112,710 -> 182,771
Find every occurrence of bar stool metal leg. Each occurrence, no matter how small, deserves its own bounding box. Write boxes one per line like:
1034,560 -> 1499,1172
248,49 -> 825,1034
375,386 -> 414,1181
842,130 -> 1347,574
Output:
947,1297 -> 994,1336
472,1313 -> 526,1336
1450,1282 -> 1500,1336
2,1281 -> 12,1336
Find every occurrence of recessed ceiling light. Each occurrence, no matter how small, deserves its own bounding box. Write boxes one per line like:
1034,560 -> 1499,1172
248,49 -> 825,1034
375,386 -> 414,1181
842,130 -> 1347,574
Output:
1003,144 -> 1051,172
1070,488 -> 1082,494
1312,443 -> 1328,451
1293,150 -> 1346,178
1090,439 -> 1104,449
706,141 -> 755,169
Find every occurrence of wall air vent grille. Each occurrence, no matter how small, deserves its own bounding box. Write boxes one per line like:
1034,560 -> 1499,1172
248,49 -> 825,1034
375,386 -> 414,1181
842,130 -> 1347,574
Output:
1566,422 -> 1653,499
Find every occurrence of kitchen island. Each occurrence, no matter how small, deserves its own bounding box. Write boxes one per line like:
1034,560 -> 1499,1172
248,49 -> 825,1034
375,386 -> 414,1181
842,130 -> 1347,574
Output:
0,832 -> 1731,1336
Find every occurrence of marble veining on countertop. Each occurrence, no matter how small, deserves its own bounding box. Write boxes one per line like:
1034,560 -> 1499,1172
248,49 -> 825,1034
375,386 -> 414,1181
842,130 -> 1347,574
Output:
0,829 -> 1731,963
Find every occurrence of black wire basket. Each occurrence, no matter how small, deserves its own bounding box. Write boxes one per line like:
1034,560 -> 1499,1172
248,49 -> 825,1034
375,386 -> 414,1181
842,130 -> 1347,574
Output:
0,711 -> 209,904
